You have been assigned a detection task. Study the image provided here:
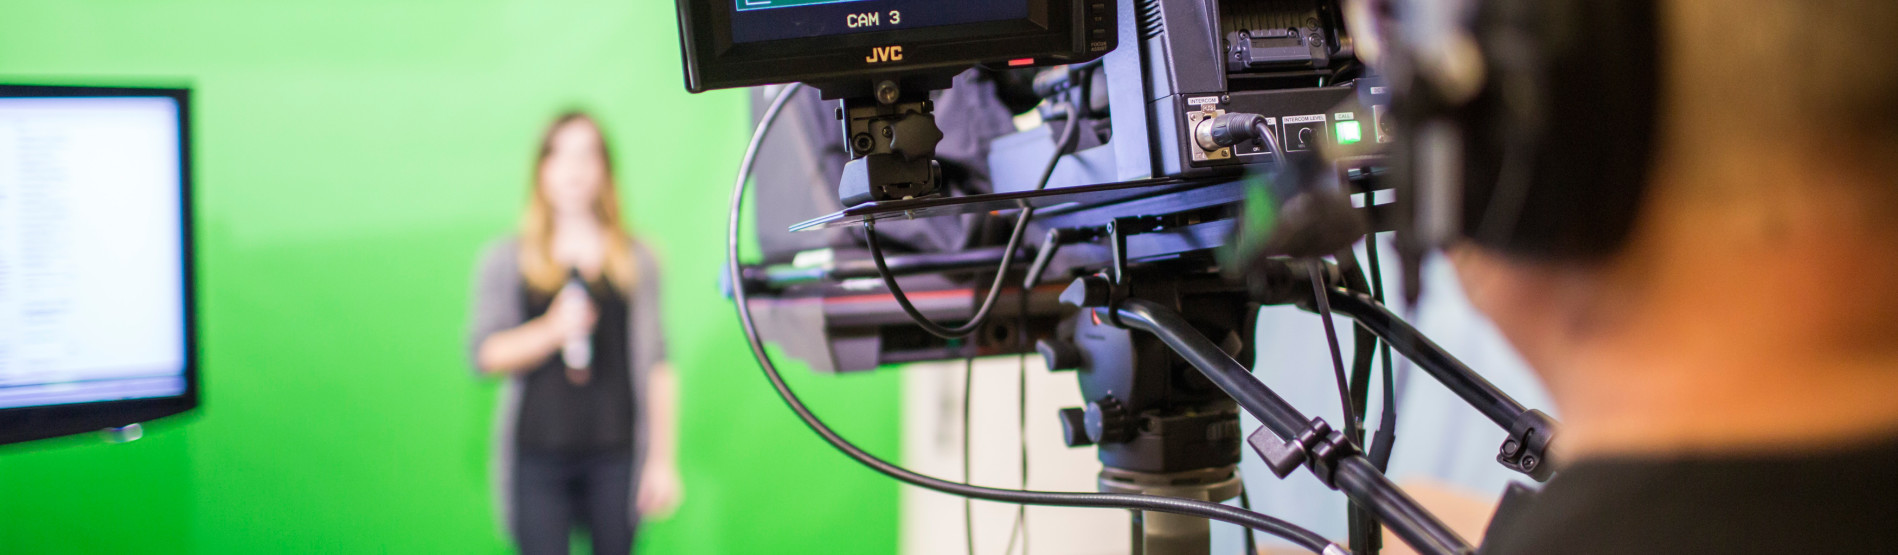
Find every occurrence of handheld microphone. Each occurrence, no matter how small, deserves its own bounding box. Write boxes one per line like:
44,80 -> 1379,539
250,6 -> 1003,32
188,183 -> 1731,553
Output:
559,272 -> 592,382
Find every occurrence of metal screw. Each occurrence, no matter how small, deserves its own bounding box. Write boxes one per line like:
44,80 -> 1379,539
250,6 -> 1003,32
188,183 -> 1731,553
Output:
875,80 -> 900,105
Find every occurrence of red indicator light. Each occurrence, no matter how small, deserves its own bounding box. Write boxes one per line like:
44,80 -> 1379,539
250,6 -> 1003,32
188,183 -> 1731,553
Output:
1008,58 -> 1035,67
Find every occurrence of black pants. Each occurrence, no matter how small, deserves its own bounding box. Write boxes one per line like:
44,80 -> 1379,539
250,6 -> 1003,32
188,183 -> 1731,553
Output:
512,450 -> 637,555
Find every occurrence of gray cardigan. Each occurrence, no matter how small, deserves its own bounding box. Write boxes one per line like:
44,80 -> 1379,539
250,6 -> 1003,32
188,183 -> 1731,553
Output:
466,237 -> 667,534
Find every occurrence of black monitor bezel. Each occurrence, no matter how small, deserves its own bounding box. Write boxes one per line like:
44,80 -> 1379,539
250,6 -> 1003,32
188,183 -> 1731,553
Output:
0,84 -> 198,447
678,0 -> 1089,92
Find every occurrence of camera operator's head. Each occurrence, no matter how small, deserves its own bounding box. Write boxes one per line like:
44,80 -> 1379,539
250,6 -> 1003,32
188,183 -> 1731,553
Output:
1450,0 -> 1898,457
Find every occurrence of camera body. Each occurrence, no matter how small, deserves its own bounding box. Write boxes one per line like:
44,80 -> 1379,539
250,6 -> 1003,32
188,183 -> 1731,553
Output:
989,0 -> 1391,244
733,0 -> 1397,373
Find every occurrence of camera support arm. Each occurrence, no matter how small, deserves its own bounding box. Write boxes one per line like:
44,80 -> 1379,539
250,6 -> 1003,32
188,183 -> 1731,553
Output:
1062,278 -> 1476,555
1321,289 -> 1559,482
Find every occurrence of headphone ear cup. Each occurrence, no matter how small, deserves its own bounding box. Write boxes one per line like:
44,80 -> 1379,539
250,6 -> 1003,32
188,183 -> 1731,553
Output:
1457,0 -> 1660,259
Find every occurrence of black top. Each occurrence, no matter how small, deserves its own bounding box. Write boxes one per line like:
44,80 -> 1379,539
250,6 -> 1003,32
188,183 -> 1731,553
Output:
1480,437 -> 1898,554
514,278 -> 635,455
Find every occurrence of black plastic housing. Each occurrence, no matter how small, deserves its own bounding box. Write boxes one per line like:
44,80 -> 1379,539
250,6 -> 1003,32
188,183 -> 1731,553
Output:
676,0 -> 1115,93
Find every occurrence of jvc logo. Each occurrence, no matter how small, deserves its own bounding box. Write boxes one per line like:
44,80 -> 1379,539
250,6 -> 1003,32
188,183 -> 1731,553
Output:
865,45 -> 903,64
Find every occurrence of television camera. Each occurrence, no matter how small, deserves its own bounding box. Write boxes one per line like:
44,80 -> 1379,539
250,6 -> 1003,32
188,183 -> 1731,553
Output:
673,0 -> 1638,552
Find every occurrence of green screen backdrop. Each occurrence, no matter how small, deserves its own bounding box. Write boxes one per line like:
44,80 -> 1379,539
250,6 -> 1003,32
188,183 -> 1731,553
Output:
0,0 -> 902,553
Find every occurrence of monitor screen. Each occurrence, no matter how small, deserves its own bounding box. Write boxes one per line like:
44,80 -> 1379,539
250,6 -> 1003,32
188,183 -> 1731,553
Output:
0,89 -> 191,417
730,0 -> 1031,44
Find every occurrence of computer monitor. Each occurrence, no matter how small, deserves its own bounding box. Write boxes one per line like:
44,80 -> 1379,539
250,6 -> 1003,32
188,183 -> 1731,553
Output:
0,84 -> 196,446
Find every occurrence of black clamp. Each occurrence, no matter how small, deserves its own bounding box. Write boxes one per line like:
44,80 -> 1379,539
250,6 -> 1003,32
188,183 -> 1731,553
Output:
1246,417 -> 1360,488
1090,217 -> 1171,328
1106,218 -> 1132,286
1059,274 -> 1129,328
1104,216 -> 1166,285
1057,217 -> 1182,327
1497,409 -> 1558,482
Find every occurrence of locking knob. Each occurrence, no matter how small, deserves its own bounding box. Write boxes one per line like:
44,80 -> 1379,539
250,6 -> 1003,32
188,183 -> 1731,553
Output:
1037,338 -> 1083,371
1084,397 -> 1134,444
1058,407 -> 1093,447
1060,275 -> 1112,308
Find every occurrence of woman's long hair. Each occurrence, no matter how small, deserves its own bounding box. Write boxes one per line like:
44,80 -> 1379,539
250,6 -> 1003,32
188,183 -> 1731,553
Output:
519,112 -> 638,294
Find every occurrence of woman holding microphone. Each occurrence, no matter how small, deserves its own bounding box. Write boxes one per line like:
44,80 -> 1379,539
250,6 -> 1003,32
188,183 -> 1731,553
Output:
468,112 -> 680,555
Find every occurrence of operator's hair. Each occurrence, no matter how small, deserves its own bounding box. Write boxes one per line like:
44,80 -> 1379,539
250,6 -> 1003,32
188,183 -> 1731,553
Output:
1662,0 -> 1898,204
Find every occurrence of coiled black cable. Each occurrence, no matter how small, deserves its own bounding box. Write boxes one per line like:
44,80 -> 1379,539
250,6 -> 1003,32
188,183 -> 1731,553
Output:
729,82 -> 1339,554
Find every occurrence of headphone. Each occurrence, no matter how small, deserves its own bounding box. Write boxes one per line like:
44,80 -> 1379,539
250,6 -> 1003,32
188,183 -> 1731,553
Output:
1377,0 -> 1661,263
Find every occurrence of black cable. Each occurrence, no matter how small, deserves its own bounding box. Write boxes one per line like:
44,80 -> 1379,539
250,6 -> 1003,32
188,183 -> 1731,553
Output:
990,292 -> 1036,555
1334,251 -> 1376,435
1304,273 -> 1390,551
1329,61 -> 1362,86
1363,236 -> 1399,470
1335,251 -> 1383,555
1239,483 -> 1260,555
1307,260 -> 1380,555
1252,118 -> 1288,169
1325,288 -> 1525,430
1227,126 -> 1366,545
730,83 -> 1338,554
1012,285 -> 1032,555
965,351 -> 977,555
1309,263 -> 1359,443
1000,394 -> 1027,555
864,103 -> 1081,340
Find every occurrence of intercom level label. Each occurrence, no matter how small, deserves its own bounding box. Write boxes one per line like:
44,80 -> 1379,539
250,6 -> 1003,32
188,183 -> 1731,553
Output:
1284,114 -> 1327,123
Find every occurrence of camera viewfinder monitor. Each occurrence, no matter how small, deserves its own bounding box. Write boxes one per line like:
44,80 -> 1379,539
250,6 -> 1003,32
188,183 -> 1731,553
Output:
0,84 -> 196,446
675,0 -> 1115,92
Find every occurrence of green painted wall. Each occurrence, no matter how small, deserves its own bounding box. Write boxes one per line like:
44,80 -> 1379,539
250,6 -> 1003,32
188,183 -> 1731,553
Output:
0,1 -> 901,553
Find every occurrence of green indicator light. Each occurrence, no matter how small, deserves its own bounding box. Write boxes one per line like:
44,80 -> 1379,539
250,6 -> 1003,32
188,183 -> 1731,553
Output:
1335,121 -> 1362,145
